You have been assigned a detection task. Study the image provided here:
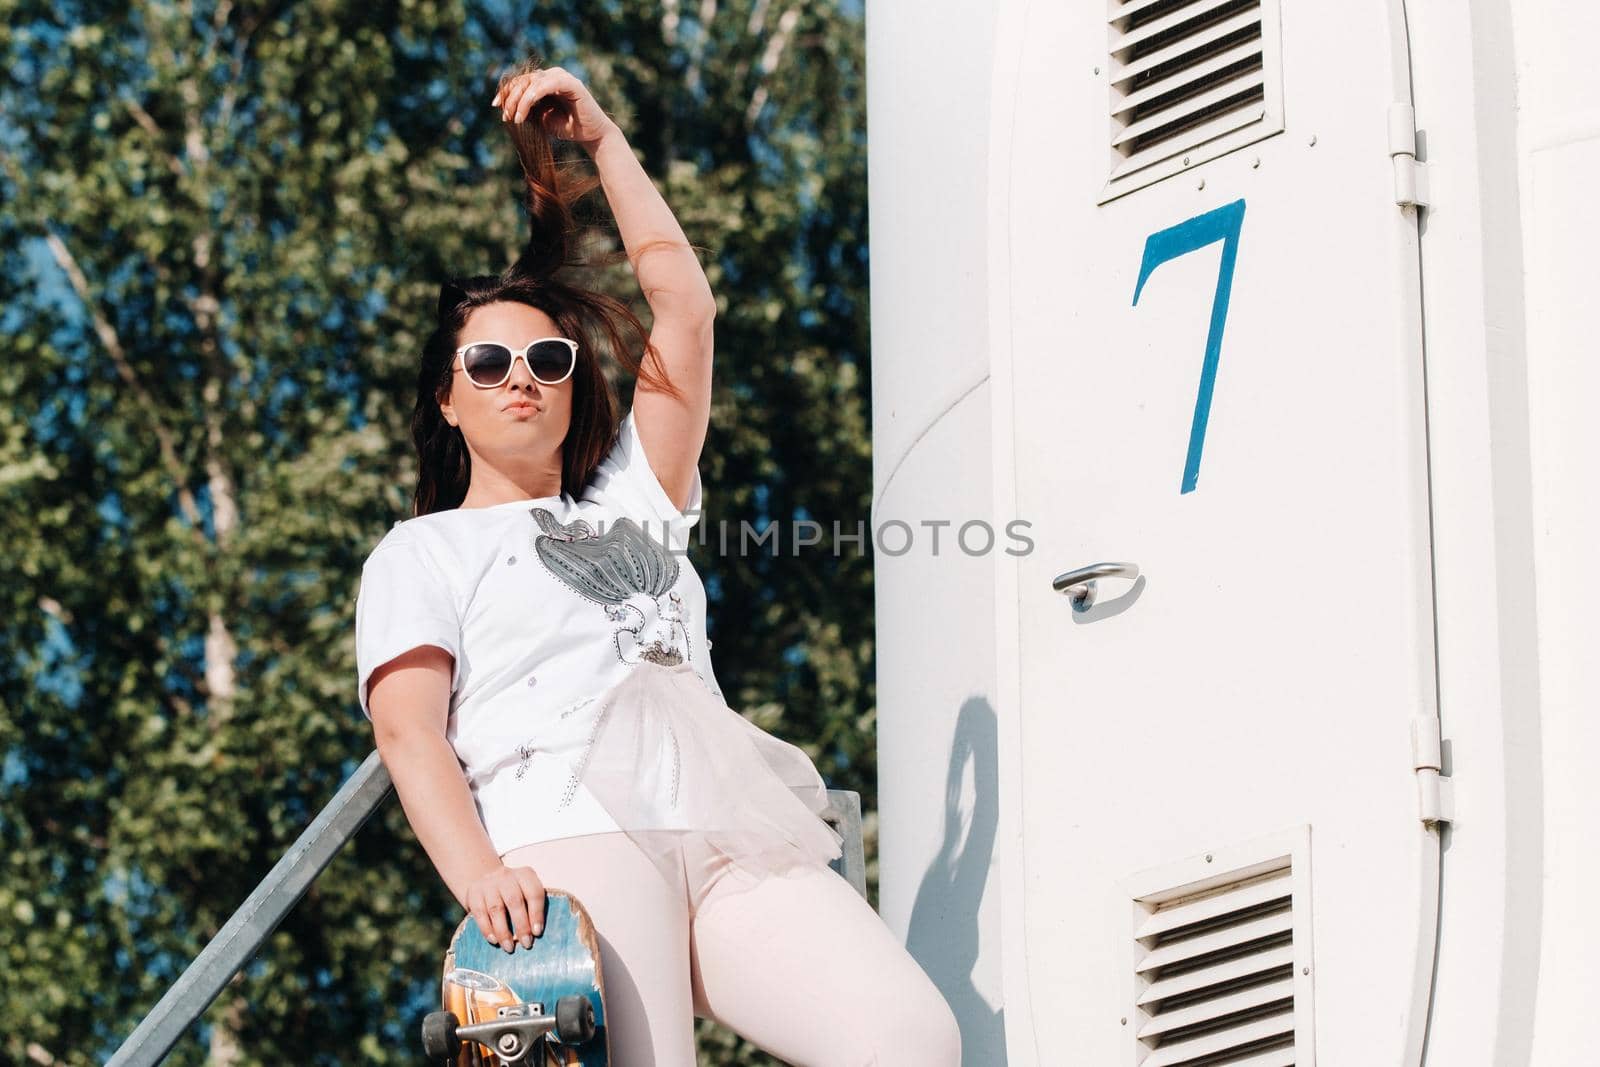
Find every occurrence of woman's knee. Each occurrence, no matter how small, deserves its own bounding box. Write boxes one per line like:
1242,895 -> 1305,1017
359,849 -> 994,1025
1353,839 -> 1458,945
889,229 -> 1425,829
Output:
820,887 -> 963,1064
692,864 -> 962,1065
825,968 -> 960,1066
869,976 -> 962,1065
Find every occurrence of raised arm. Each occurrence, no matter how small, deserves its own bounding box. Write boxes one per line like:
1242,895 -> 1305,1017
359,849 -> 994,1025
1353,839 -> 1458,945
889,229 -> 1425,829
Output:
584,124 -> 714,515
495,65 -> 715,515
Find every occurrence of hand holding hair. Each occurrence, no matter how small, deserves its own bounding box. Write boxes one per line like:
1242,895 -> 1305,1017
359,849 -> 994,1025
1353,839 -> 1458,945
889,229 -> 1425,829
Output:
492,63 -> 618,149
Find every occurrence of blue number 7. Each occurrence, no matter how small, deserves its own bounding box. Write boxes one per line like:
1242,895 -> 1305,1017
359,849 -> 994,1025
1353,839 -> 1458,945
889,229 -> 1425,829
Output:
1131,199 -> 1247,495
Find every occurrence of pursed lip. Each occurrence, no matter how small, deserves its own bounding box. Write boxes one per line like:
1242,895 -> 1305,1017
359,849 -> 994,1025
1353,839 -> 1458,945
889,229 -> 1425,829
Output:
502,401 -> 537,413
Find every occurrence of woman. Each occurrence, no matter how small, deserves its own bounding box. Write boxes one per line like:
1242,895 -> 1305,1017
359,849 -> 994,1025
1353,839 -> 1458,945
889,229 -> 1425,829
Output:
354,57 -> 961,1066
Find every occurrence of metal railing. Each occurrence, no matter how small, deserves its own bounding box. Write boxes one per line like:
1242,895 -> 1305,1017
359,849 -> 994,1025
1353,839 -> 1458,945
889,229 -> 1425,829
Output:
105,750 -> 866,1066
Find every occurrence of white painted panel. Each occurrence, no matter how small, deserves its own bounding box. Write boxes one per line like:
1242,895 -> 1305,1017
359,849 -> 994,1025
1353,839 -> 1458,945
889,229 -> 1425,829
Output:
873,386 -> 1008,1064
865,0 -> 999,504
991,1 -> 1436,1062
1397,3 -> 1542,1062
1523,126 -> 1600,1067
1407,3 -> 1599,1062
867,4 -> 1008,1064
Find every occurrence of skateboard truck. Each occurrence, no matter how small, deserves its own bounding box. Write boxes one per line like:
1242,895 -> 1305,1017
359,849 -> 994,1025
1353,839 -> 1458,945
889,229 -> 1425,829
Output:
429,894 -> 610,1064
421,997 -> 597,1064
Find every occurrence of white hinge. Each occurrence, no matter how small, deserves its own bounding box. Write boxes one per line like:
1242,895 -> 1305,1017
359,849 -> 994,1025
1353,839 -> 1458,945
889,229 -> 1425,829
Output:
1389,102 -> 1430,209
1411,716 -> 1454,825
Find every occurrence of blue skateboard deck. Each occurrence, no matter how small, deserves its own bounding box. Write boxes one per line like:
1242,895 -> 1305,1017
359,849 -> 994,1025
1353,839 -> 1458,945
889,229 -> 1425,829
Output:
435,890 -> 609,1065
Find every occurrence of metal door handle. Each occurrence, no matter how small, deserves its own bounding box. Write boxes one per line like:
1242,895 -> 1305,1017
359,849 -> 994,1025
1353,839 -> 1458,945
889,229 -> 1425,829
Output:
1052,562 -> 1140,610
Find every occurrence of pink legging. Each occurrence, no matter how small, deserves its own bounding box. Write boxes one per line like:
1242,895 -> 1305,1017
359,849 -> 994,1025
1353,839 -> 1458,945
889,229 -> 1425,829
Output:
498,830 -> 962,1066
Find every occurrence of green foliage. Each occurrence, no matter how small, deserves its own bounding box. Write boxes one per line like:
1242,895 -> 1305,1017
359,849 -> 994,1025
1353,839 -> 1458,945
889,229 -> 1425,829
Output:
0,2 -> 870,1064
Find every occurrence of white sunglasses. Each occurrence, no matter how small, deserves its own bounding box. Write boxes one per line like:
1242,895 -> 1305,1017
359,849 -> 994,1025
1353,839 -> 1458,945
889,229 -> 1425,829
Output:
452,337 -> 579,387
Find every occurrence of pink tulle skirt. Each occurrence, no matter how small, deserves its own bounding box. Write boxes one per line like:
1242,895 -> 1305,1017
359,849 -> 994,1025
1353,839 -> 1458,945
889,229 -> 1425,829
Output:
562,659 -> 844,907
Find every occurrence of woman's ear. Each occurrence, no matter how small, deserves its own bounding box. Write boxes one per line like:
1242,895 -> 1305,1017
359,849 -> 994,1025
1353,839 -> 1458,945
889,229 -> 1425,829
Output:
437,390 -> 458,428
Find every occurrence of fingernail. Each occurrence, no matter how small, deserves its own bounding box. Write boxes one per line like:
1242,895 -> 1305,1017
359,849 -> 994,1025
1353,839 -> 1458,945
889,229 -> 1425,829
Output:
521,935 -> 532,948
533,922 -> 543,935
501,939 -> 513,952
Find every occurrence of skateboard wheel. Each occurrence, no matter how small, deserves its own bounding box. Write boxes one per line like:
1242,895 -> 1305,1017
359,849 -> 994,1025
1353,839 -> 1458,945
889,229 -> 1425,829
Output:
421,1010 -> 461,1060
554,994 -> 596,1044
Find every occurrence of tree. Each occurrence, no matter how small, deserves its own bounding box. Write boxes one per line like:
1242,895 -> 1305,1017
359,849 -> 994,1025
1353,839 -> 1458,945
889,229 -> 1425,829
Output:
0,3 -> 871,1063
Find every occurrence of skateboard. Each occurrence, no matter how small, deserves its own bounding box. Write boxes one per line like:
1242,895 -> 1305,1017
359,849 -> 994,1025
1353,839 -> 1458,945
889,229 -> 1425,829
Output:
420,890 -> 610,1065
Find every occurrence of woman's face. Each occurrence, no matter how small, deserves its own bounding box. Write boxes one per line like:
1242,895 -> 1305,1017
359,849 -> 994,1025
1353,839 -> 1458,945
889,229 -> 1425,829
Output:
438,301 -> 575,490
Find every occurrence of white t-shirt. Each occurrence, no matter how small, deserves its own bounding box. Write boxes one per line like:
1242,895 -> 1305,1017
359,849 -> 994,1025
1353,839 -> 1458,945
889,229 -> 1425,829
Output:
353,406 -> 724,856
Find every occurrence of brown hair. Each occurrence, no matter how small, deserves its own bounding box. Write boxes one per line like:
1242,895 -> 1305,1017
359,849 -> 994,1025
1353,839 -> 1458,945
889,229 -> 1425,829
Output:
410,54 -> 686,517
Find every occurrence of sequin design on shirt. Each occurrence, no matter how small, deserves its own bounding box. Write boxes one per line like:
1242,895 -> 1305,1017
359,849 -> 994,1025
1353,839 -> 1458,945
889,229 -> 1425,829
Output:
511,695 -> 600,780
528,506 -> 692,667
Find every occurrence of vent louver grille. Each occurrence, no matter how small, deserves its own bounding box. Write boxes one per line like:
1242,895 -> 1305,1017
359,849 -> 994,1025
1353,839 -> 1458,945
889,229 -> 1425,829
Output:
1127,831 -> 1313,1065
1101,0 -> 1285,202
